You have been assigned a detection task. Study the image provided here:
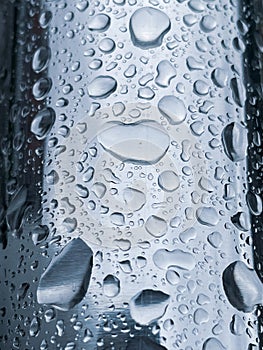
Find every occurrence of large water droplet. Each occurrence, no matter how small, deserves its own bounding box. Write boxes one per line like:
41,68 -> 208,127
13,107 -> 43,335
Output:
130,289 -> 170,325
223,261 -> 263,312
37,238 -> 93,311
129,7 -> 170,49
231,211 -> 250,231
246,191 -> 263,216
153,249 -> 195,271
97,121 -> 170,164
202,338 -> 226,350
222,122 -> 247,162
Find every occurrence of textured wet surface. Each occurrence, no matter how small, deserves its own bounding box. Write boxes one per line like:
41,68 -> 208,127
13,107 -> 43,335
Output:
0,0 -> 263,349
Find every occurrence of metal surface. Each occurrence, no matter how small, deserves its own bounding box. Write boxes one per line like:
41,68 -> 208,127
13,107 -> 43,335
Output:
0,0 -> 263,349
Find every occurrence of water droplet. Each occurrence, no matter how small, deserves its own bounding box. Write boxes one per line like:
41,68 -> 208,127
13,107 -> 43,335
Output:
98,38 -> 116,53
31,107 -> 55,140
29,317 -> 40,337
202,338 -> 226,350
193,308 -> 209,325
92,182 -> 106,199
230,77 -> 244,107
158,171 -> 180,192
103,275 -> 120,297
200,15 -> 217,32
223,261 -> 263,312
196,207 -> 219,226
222,122 -> 247,162
153,249 -> 195,271
88,14 -> 110,32
158,95 -> 186,125
75,184 -> 89,198
130,289 -> 170,325
145,215 -> 168,238
155,60 -> 177,88
83,328 -> 93,343
231,211 -> 250,231
129,7 -> 171,49
211,68 -> 228,88
17,282 -> 30,301
138,87 -> 155,100
31,225 -> 49,245
123,187 -> 146,211
193,80 -> 209,95
186,56 -> 205,71
87,75 -> 117,99
199,176 -> 214,192
139,73 -> 154,86
46,170 -> 59,185
207,231 -> 222,248
32,77 -> 52,100
112,102 -> 125,116
179,227 -> 197,244
191,121 -> 205,136
230,314 -> 246,335
246,191 -> 262,216
89,59 -> 102,70
62,217 -> 77,233
83,167 -> 94,182
110,212 -> 125,226
124,64 -> 137,78
76,1 -> 89,12
39,11 -> 52,28
97,121 -> 170,164
37,238 -> 93,311
183,14 -> 198,27
188,0 -> 205,12
166,269 -> 180,285
32,46 -> 51,73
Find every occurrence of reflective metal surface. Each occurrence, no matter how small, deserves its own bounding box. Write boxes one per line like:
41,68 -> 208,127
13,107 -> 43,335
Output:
0,0 -> 263,349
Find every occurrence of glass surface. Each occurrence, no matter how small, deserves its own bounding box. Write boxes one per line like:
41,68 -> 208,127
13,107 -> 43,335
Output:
0,0 -> 262,349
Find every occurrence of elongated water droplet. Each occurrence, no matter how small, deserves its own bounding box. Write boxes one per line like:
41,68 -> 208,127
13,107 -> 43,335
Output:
37,238 -> 93,311
31,108 -> 55,140
97,121 -> 170,164
222,122 -> 247,162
